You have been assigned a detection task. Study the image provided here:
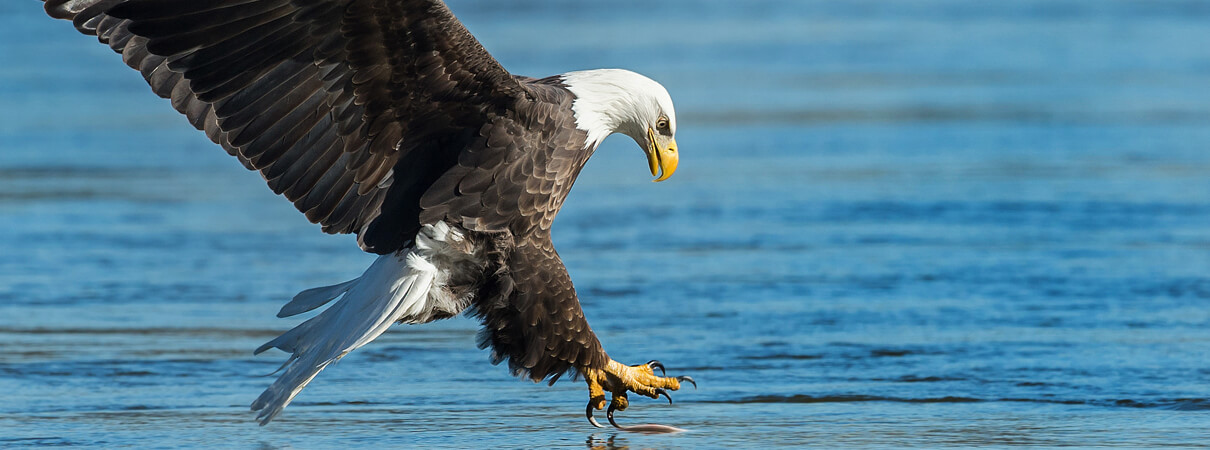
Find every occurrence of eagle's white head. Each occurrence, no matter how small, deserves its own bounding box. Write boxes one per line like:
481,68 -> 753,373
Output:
562,69 -> 679,182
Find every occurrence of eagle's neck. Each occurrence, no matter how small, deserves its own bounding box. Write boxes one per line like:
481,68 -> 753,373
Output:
561,69 -> 661,150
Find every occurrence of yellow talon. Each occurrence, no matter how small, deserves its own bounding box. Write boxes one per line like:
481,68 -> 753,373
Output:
583,359 -> 693,428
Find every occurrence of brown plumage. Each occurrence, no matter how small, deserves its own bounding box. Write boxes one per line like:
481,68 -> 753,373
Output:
44,0 -> 683,426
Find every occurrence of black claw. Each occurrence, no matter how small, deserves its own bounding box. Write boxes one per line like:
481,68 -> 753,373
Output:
677,375 -> 697,389
655,388 -> 673,404
586,402 -> 605,428
646,360 -> 666,376
606,400 -> 623,429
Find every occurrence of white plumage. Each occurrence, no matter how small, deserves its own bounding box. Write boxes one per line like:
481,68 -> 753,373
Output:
563,69 -> 678,150
251,222 -> 484,424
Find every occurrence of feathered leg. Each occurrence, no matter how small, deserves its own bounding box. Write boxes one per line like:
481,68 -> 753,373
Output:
471,233 -> 694,429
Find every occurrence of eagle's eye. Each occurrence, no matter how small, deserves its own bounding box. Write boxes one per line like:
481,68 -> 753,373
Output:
656,117 -> 670,133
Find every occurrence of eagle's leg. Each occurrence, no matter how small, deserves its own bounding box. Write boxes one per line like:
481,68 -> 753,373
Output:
583,359 -> 696,428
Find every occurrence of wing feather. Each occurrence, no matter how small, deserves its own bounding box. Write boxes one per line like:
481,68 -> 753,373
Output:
45,0 -> 531,253
281,136 -> 345,199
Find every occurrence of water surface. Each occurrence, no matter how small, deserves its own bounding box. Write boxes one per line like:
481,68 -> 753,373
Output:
2,0 -> 1210,447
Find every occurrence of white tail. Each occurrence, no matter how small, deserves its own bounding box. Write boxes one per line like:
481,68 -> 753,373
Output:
251,222 -> 480,425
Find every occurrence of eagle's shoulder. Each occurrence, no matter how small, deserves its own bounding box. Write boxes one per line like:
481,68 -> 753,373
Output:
416,80 -> 589,235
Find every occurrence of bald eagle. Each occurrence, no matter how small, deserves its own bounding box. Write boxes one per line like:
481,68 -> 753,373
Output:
44,0 -> 693,428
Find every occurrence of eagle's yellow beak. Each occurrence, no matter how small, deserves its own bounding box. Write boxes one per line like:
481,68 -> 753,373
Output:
646,127 -> 678,182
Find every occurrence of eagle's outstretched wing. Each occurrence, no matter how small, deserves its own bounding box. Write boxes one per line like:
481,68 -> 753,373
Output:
45,0 -> 530,254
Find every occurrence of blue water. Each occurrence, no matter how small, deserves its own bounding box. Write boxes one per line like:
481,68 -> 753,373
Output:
3,0 -> 1210,447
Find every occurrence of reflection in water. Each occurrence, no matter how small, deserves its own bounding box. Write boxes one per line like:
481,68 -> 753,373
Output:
585,434 -> 626,450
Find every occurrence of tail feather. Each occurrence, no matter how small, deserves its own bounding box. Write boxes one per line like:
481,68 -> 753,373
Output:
251,222 -> 477,425
276,279 -> 357,318
252,254 -> 434,425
